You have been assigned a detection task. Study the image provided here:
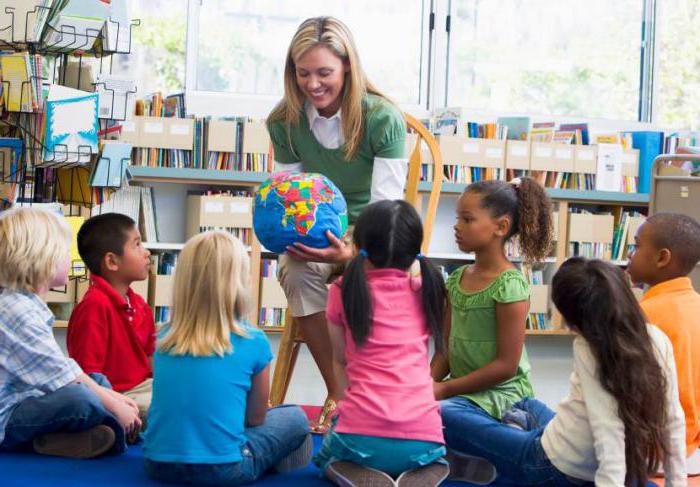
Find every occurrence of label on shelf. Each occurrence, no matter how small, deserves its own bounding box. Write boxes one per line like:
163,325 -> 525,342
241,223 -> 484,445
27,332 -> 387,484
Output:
204,201 -> 225,213
230,201 -> 249,214
170,124 -> 190,136
144,121 -> 164,134
485,148 -> 503,158
463,142 -> 479,154
535,146 -> 552,158
555,148 -> 573,160
510,145 -> 528,157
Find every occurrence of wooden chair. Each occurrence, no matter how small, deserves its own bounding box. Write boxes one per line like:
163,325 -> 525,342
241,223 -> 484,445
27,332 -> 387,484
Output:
269,113 -> 444,406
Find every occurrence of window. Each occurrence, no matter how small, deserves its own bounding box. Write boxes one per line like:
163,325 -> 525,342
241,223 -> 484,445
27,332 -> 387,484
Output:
193,0 -> 428,105
654,0 -> 700,129
446,0 -> 644,120
112,0 -> 187,96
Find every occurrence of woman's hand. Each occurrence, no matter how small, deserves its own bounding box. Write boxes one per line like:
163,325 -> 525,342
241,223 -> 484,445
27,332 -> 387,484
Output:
433,380 -> 450,401
286,231 -> 353,264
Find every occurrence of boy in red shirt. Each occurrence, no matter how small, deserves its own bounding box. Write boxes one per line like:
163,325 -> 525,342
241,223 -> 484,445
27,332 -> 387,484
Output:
68,213 -> 154,420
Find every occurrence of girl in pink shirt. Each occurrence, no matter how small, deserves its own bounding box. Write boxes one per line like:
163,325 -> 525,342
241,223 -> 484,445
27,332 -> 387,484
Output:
313,200 -> 449,487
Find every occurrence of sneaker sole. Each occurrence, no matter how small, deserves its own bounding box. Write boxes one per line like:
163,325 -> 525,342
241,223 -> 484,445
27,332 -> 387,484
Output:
33,425 -> 116,459
327,461 -> 396,487
396,463 -> 450,487
446,450 -> 497,485
274,433 -> 313,473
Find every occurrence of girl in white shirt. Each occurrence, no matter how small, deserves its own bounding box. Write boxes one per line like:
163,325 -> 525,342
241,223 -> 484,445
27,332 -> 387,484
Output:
448,257 -> 686,487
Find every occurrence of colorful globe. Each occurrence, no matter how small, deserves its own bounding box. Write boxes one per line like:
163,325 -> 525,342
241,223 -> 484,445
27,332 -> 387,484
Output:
253,171 -> 349,254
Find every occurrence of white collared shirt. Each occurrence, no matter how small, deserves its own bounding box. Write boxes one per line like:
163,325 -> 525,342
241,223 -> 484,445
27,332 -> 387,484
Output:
274,103 -> 408,203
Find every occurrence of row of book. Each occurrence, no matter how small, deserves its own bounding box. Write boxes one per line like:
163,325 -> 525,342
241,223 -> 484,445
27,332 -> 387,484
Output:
521,266 -> 550,330
611,211 -> 646,262
259,258 -> 287,328
153,252 -> 177,325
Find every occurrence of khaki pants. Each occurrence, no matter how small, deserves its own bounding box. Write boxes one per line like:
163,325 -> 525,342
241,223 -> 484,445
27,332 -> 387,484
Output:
123,378 -> 153,419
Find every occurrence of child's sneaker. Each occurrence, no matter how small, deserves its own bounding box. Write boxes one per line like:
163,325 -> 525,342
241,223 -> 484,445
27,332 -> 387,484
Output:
273,433 -> 313,473
327,461 -> 396,487
446,449 -> 497,485
33,425 -> 115,459
396,463 -> 450,487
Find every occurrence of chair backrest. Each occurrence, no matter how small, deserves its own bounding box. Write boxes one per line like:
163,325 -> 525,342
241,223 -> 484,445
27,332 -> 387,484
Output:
404,113 -> 444,254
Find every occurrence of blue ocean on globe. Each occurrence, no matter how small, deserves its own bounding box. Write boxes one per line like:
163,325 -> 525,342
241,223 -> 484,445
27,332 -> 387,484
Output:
253,171 -> 348,254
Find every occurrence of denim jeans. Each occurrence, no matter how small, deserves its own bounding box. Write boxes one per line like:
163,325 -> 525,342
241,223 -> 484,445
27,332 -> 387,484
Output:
0,373 -> 126,454
440,396 -> 592,486
144,404 -> 309,485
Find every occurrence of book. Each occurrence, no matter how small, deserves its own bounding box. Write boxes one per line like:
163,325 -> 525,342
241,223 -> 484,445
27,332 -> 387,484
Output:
43,85 -> 99,165
559,123 -> 589,145
530,122 -> 555,142
630,131 -> 664,193
0,53 -> 39,112
497,116 -> 530,141
102,0 -> 131,53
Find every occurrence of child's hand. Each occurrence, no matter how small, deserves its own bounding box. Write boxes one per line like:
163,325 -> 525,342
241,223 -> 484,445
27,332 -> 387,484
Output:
433,380 -> 449,401
105,391 -> 142,433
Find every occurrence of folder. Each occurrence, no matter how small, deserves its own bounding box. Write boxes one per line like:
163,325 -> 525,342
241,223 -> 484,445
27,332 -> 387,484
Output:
208,120 -> 238,152
242,121 -> 270,154
631,131 -> 664,193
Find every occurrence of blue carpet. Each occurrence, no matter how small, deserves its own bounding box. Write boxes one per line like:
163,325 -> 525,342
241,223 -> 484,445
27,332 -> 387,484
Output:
0,435 -> 660,486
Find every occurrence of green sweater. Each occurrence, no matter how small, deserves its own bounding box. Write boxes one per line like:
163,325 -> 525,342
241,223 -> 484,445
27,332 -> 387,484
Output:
267,94 -> 406,223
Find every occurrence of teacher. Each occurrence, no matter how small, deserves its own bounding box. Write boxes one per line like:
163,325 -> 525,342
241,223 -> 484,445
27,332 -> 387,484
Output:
267,16 -> 408,433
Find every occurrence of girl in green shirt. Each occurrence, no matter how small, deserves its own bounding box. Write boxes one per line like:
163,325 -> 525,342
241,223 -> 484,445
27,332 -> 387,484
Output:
431,177 -> 553,483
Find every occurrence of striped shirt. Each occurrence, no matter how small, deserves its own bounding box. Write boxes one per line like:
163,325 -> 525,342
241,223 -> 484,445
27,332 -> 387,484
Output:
0,289 -> 82,444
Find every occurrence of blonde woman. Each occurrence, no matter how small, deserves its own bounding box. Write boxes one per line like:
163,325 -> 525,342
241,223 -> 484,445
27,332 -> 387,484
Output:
143,232 -> 311,485
0,208 -> 139,459
267,16 -> 408,433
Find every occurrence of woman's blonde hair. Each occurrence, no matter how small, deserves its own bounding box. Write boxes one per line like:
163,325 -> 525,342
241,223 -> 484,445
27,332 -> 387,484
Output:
267,16 -> 391,161
158,231 -> 251,357
0,207 -> 70,294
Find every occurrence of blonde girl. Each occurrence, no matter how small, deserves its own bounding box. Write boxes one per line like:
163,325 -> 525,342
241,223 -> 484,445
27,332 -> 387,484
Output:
143,231 -> 310,485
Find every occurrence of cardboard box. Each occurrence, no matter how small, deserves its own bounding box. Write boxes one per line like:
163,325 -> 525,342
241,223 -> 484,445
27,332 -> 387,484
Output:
530,143 -> 575,173
242,121 -> 270,154
186,195 -> 253,239
260,277 -> 287,309
46,281 -> 76,304
568,213 -> 614,244
119,118 -> 142,146
153,274 -> 174,307
529,284 -> 549,314
137,117 -> 194,150
573,146 -> 598,174
208,120 -> 238,153
439,136 -> 505,169
505,140 -> 530,170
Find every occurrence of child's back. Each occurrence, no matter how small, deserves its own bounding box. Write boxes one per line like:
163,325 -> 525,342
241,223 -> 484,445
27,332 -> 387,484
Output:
327,270 -> 442,441
145,325 -> 271,463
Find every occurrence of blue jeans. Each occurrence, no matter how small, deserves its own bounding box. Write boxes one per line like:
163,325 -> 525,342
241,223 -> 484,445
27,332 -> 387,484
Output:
144,404 -> 309,485
0,373 -> 126,454
314,417 -> 447,477
440,396 -> 591,486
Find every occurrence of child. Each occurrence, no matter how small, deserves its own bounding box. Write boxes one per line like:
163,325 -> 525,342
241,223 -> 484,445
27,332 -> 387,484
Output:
627,212 -> 700,474
143,231 -> 311,485
0,208 -> 140,458
439,258 -> 686,486
68,213 -> 154,417
314,200 -> 450,487
431,177 -> 553,483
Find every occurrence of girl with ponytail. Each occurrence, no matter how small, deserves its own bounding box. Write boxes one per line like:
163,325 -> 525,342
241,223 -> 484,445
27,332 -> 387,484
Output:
431,177 -> 554,483
313,200 -> 450,486
434,257 -> 687,486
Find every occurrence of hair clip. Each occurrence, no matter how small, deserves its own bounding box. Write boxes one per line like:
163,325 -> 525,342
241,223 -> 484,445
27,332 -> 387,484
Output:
510,177 -> 522,188
416,252 -> 424,260
358,249 -> 368,258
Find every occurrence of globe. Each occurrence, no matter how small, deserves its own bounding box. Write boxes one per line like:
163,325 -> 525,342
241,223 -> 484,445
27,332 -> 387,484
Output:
253,171 -> 349,254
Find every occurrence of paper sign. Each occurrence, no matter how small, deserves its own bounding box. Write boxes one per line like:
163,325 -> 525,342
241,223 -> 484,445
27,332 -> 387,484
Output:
485,148 -> 503,158
510,146 -> 528,157
204,201 -> 225,213
578,149 -> 594,161
463,142 -> 479,154
230,201 -> 250,214
596,143 -> 622,192
121,121 -> 135,133
535,147 -> 552,158
144,122 -> 163,134
555,149 -> 572,160
170,124 -> 190,136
